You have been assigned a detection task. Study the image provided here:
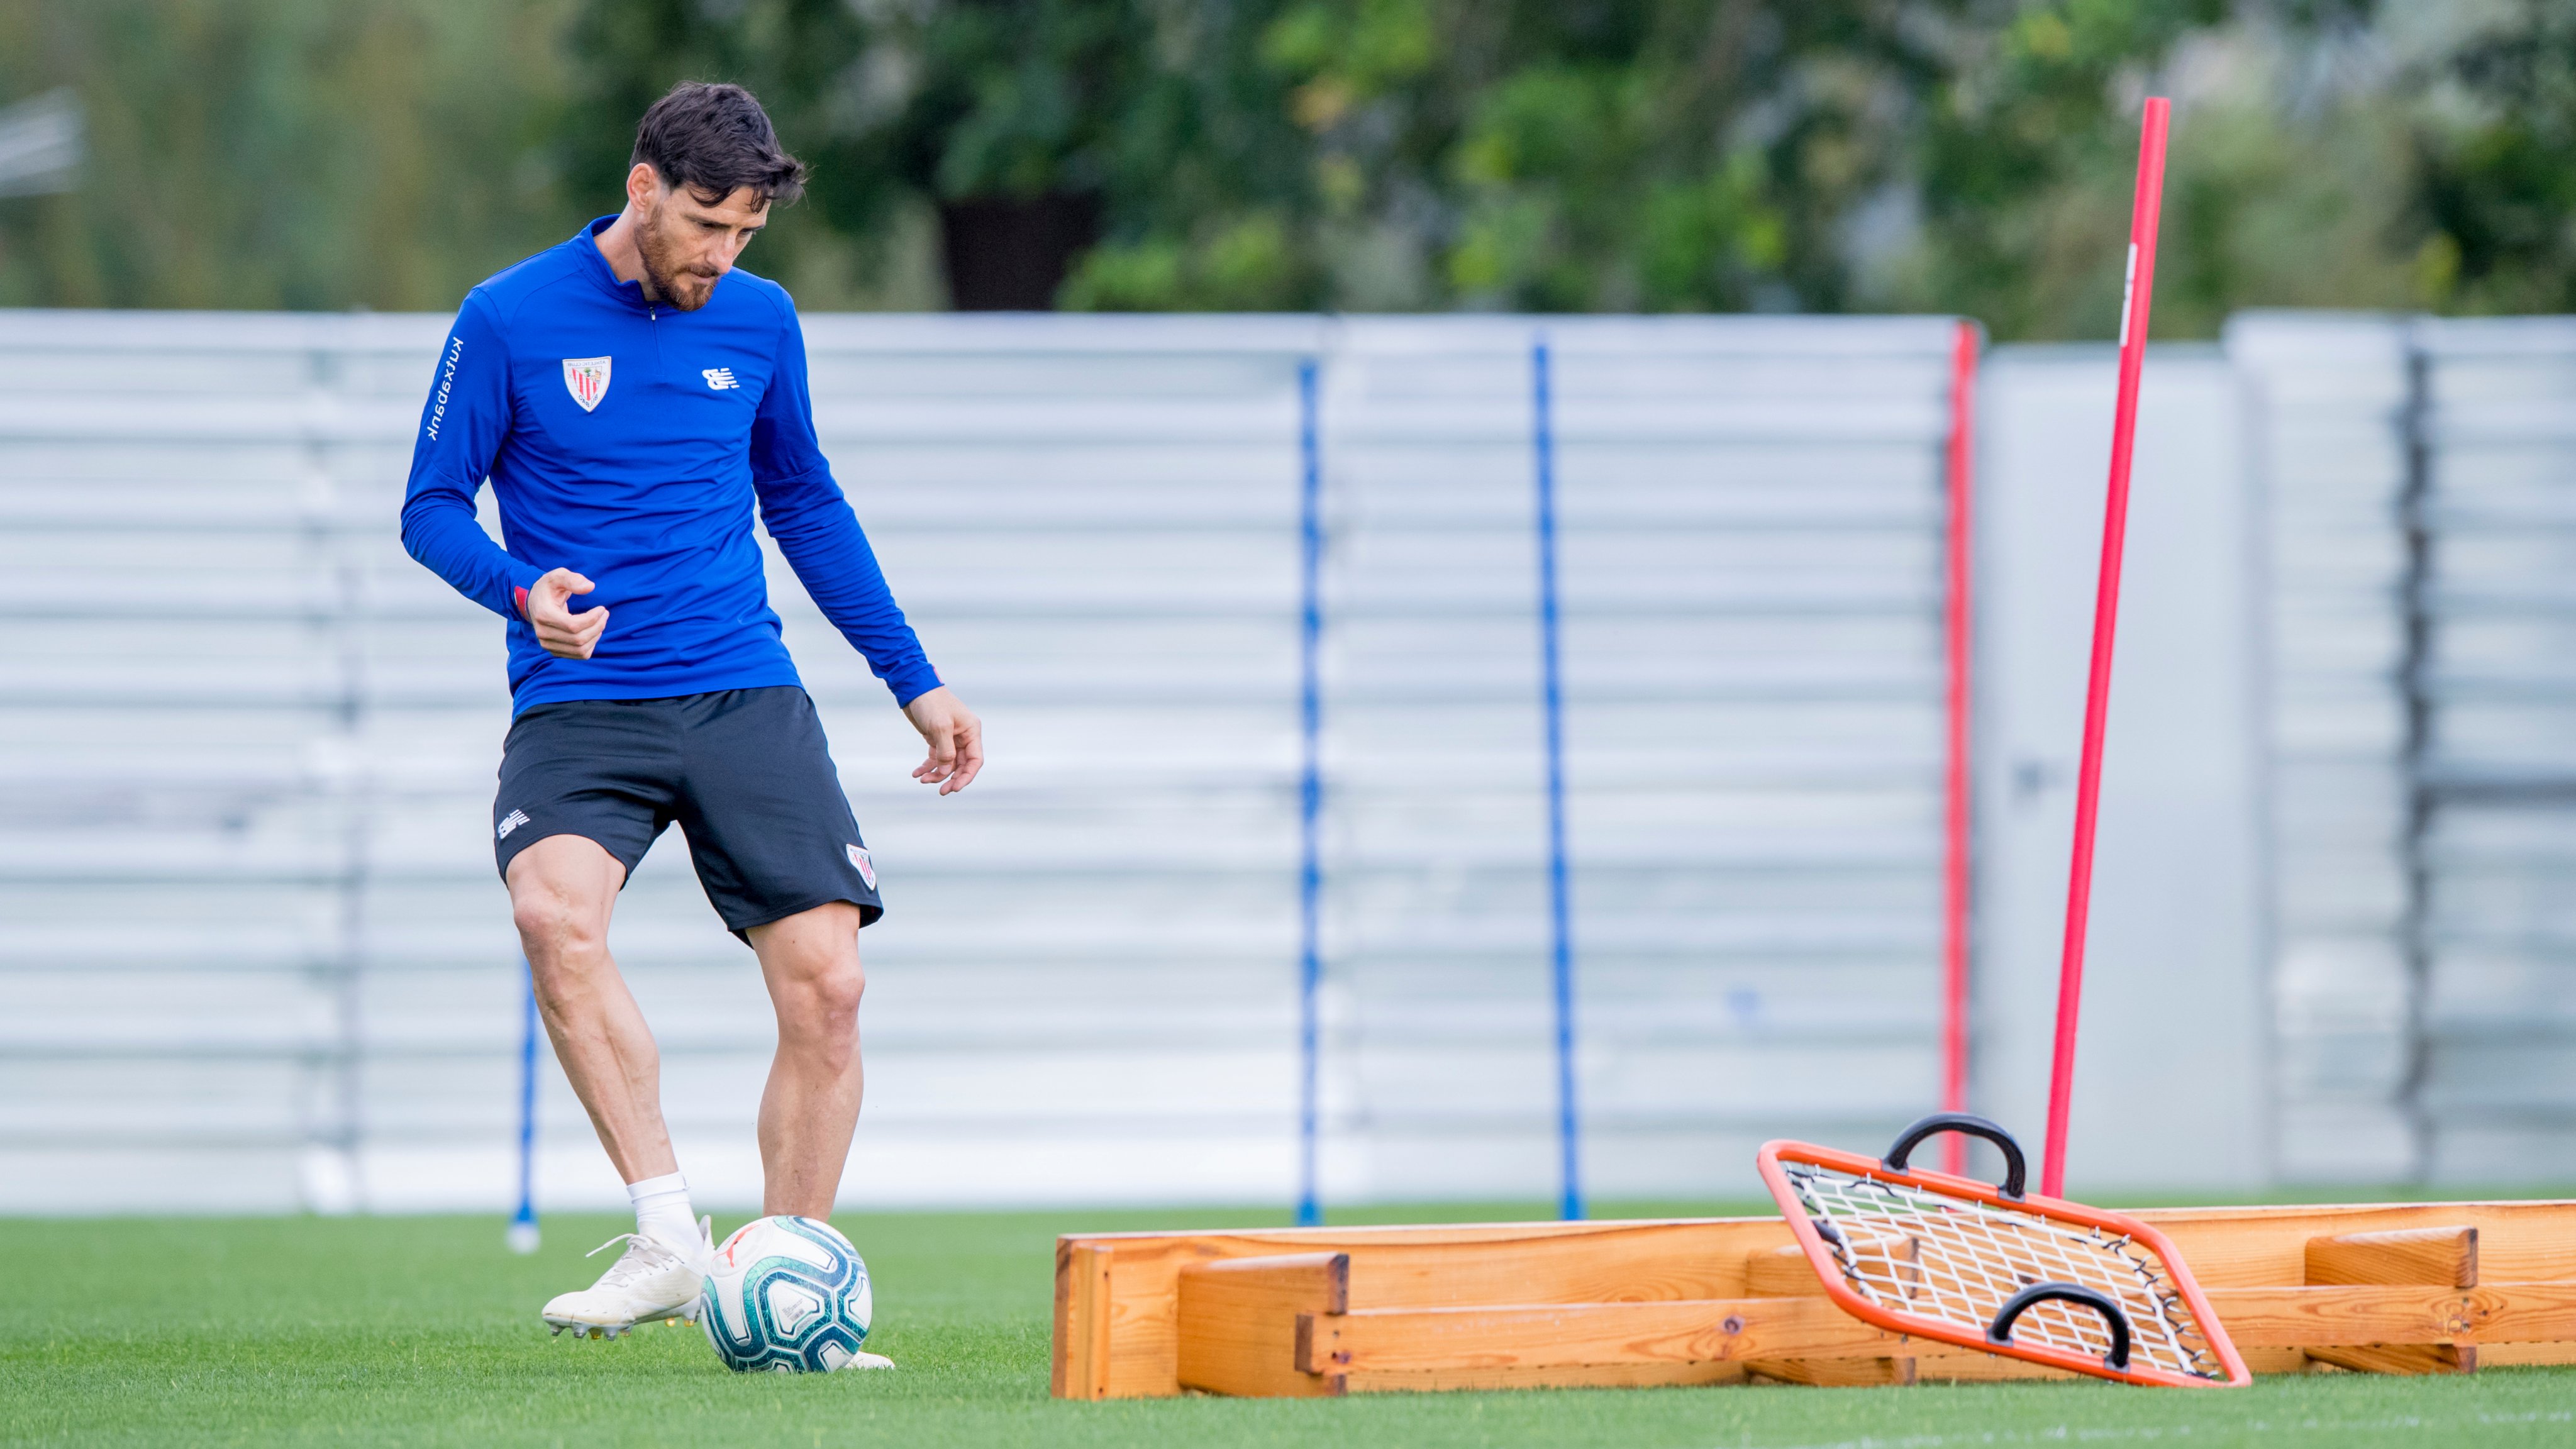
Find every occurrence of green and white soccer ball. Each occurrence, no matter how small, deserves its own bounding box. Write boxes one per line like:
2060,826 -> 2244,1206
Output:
699,1215 -> 874,1372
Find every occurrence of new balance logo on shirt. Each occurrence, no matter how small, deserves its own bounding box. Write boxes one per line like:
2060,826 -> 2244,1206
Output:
497,808 -> 530,840
702,368 -> 739,390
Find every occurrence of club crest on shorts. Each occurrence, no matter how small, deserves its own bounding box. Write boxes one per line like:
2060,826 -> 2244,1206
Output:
845,843 -> 876,890
561,355 -> 611,412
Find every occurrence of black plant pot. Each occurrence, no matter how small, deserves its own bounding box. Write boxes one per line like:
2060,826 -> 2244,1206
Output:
936,192 -> 1102,311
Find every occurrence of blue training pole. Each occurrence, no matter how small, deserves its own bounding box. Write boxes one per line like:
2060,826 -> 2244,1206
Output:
508,960 -> 541,1253
1296,357 -> 1325,1228
1532,338 -> 1584,1221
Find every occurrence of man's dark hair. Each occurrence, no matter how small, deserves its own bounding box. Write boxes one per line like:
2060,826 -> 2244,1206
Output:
630,82 -> 806,208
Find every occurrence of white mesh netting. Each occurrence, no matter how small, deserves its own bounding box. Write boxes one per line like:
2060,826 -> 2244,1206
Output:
1780,1160 -> 2226,1381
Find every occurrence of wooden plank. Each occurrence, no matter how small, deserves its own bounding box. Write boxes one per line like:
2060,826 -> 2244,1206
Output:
1339,1220 -> 1786,1307
1050,1240 -> 1113,1400
1069,1216 -> 1784,1253
1744,1241 -> 1832,1297
1303,1297 -> 1899,1374
1911,1348 -> 2077,1382
1741,1240 -> 1918,1384
2307,1226 -> 2478,1290
1049,1241 -> 1073,1398
2208,1284 -> 2462,1346
2241,1347 -> 2311,1376
1348,1361 -> 1748,1393
1750,1356 -> 1916,1387
2304,1226 -> 2479,1375
2206,1281 -> 2576,1347
1061,1218 -> 1797,1396
1053,1202 -> 2576,1397
2131,1201 -> 2576,1288
1299,1282 -> 2576,1379
2311,1343 -> 2476,1375
2463,1281 -> 2576,1343
1176,1252 -> 1349,1397
2479,1342 -> 2576,1368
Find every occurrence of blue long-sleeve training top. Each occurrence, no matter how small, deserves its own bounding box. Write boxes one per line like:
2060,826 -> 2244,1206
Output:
401,216 -> 941,713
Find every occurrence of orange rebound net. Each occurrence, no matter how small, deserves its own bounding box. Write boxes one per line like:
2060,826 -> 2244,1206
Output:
1756,1114 -> 2251,1389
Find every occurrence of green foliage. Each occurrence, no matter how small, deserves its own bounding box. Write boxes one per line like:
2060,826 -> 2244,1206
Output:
0,0 -> 2569,330
1058,0 -> 2423,325
1913,0 -> 2228,338
1060,211 -> 1313,311
0,0 -> 578,311
2409,0 -> 2576,313
2145,96 -> 2420,337
555,0 -> 887,304
1241,2 -> 1965,314
559,0 -> 1316,309
894,0 -> 1149,200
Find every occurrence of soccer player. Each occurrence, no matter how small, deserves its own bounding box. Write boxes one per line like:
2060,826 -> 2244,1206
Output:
401,82 -> 980,1346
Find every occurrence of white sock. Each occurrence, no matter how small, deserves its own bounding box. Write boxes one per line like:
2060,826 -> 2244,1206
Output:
626,1172 -> 697,1252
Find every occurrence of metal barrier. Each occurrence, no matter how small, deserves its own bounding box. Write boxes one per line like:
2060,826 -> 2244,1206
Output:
2233,312 -> 2576,1187
2229,314 -> 2419,1182
0,309 -> 1968,1213
2412,317 -> 2576,1181
1321,318 -> 1960,1204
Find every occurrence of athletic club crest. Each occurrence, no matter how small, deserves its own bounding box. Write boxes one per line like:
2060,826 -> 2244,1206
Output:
561,355 -> 611,412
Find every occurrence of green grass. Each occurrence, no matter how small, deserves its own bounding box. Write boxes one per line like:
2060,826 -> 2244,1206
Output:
4,1206 -> 2572,1447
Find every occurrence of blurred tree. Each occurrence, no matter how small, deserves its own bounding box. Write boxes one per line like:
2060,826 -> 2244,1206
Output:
555,0 -> 897,305
1904,0 -> 2463,336
1074,0 -> 2392,323
0,0 -> 581,310
0,0 -> 2567,331
1248,1 -> 1957,313
562,0 -> 1311,309
1911,0 -> 2229,338
2408,0 -> 2576,313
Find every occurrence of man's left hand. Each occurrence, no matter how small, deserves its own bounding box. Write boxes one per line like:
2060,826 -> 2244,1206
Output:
901,686 -> 983,796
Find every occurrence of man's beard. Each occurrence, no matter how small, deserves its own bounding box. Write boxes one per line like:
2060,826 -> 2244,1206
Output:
637,215 -> 721,311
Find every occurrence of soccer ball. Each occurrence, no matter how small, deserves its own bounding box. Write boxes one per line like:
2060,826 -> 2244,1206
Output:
698,1215 -> 874,1372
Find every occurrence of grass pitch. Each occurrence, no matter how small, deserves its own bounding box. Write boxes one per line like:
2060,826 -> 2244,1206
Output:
4,1207 -> 2572,1448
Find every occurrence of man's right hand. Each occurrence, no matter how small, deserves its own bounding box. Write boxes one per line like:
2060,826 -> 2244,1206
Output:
523,568 -> 609,659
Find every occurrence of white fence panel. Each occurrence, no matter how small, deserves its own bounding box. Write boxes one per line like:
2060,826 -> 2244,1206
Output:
3,308 -> 1958,1212
2227,313 -> 2419,1181
2417,316 -> 2576,1182
1972,346 -> 2270,1195
1321,317 -> 1958,1202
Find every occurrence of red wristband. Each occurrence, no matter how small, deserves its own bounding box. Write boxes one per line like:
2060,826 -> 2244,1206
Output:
513,585 -> 531,621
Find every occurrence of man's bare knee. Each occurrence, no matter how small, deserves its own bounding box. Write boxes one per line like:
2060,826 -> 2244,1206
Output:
754,904 -> 865,1050
506,836 -> 622,962
513,890 -> 587,951
771,950 -> 863,1026
808,958 -> 865,1022
778,963 -> 862,1080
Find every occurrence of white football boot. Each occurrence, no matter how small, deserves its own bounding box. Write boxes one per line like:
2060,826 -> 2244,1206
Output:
848,1351 -> 896,1370
543,1217 -> 712,1340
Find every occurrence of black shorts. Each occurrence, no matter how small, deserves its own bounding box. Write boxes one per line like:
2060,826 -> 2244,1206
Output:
492,686 -> 882,938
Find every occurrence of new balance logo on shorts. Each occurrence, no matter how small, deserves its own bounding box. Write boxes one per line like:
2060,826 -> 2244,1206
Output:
845,843 -> 876,890
497,808 -> 530,840
702,367 -> 739,391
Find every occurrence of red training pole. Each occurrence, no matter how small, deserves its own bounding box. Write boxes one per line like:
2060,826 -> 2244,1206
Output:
1941,319 -> 1979,1179
2040,97 -> 2170,1200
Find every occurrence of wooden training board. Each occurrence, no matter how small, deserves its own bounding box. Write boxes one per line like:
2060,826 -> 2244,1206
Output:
1052,1201 -> 2576,1398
